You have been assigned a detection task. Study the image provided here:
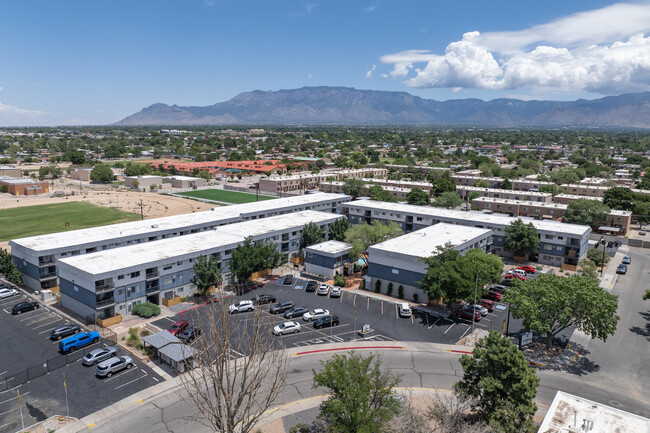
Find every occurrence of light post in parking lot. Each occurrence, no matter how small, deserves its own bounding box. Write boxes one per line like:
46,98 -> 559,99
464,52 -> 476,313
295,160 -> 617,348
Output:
472,272 -> 478,333
599,236 -> 607,277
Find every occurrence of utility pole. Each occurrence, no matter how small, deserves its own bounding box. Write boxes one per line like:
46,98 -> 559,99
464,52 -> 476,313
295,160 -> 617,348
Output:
472,272 -> 478,333
140,199 -> 144,220
599,236 -> 606,276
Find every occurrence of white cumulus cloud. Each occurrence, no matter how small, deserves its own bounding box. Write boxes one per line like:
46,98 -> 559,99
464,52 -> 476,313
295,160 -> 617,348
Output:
0,101 -> 45,126
380,2 -> 650,94
365,64 -> 376,78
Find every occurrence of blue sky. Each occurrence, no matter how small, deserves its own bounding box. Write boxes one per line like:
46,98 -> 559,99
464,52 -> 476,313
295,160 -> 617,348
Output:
1,0 -> 649,126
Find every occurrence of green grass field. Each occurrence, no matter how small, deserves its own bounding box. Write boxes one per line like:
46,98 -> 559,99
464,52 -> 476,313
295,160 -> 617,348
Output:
0,202 -> 141,241
177,189 -> 277,204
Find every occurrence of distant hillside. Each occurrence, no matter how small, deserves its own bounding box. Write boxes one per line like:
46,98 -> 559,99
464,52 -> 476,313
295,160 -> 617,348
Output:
115,86 -> 650,128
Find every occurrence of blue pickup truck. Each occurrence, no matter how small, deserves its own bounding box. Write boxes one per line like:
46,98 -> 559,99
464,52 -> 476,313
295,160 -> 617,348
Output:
59,331 -> 100,353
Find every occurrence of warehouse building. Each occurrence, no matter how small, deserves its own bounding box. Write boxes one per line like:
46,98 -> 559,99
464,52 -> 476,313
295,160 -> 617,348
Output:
56,211 -> 344,320
366,224 -> 493,300
10,193 -> 351,291
342,200 -> 591,269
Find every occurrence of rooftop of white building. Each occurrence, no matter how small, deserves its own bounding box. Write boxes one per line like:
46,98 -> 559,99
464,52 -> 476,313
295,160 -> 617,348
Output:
305,240 -> 351,255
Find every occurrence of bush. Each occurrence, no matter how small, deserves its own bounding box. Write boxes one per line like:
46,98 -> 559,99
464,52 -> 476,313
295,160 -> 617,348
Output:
334,275 -> 346,287
587,248 -> 610,267
375,279 -> 381,293
398,285 -> 404,299
132,302 -> 161,318
387,282 -> 393,296
413,293 -> 419,302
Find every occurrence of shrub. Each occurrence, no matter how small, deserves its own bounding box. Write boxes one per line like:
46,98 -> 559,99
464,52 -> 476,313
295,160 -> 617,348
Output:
334,275 -> 346,287
413,293 -> 419,302
375,279 -> 381,293
132,302 -> 161,318
587,248 -> 610,267
126,328 -> 141,348
398,285 -> 404,299
387,282 -> 393,296
140,329 -> 152,337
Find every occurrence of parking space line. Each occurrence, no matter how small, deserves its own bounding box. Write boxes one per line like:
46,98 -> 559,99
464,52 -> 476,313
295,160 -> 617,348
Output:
0,297 -> 24,307
18,310 -> 48,321
367,297 -> 369,310
0,391 -> 29,406
103,365 -> 140,383
114,371 -> 148,390
25,314 -> 60,326
444,322 -> 456,334
394,304 -> 398,319
32,318 -> 64,329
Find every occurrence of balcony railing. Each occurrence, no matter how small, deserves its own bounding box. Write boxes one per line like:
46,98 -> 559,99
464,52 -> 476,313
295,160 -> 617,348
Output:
96,298 -> 115,308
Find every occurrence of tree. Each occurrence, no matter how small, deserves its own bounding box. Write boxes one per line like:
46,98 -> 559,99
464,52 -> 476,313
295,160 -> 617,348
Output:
539,184 -> 563,196
504,274 -> 620,349
455,331 -> 539,433
604,187 -> 637,211
504,219 -> 540,258
369,185 -> 397,202
432,191 -> 462,208
301,221 -> 325,249
473,179 -> 490,188
578,258 -> 599,281
89,163 -> 114,183
341,178 -> 365,198
230,238 -> 286,283
431,178 -> 456,197
0,248 -> 22,284
500,178 -> 512,190
562,199 -> 610,226
468,191 -> 482,202
420,246 -> 503,303
191,255 -> 223,296
586,248 -> 609,267
633,201 -> 650,228
345,221 -> 403,263
406,188 -> 430,205
312,352 -> 401,433
644,290 -> 650,300
328,217 -> 349,242
179,299 -> 289,433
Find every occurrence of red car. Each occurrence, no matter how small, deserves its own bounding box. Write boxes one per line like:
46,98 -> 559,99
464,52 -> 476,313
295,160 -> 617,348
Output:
483,291 -> 502,302
517,265 -> 536,274
453,308 -> 481,322
477,299 -> 495,312
504,273 -> 526,281
168,320 -> 189,335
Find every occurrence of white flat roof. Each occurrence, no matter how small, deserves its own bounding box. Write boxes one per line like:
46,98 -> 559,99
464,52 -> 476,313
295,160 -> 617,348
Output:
368,223 -> 491,258
217,210 -> 341,240
306,240 -> 351,255
10,193 -> 350,253
344,200 -> 590,236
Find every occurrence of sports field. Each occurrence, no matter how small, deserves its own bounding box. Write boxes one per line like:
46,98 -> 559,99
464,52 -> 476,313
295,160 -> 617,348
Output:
177,189 -> 277,204
0,202 -> 141,241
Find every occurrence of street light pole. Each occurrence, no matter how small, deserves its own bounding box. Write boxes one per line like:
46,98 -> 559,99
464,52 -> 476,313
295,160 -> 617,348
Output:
599,236 -> 606,277
472,272 -> 478,333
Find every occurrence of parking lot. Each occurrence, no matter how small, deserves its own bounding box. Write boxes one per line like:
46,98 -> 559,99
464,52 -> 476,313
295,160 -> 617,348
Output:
153,274 -> 524,355
0,290 -> 163,432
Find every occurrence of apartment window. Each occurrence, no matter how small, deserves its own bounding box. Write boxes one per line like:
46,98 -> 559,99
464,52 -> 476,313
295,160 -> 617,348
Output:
392,269 -> 399,274
130,271 -> 140,278
177,261 -> 183,266
129,286 -> 137,294
545,235 -> 553,239
117,275 -> 125,280
544,244 -> 553,250
163,265 -> 172,270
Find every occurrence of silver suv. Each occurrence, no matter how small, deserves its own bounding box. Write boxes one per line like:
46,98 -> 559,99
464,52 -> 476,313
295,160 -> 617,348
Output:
82,346 -> 118,366
229,300 -> 254,314
96,356 -> 133,378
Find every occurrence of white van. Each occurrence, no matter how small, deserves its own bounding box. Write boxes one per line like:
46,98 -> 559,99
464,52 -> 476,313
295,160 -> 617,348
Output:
509,269 -> 526,277
399,303 -> 412,318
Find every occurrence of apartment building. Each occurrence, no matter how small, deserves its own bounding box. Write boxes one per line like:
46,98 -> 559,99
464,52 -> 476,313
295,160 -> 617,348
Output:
342,200 -> 591,268
259,168 -> 388,193
456,185 -> 553,203
319,181 -> 412,201
553,194 -> 603,205
451,175 -> 504,188
56,211 -> 344,320
10,193 -> 351,291
511,179 -> 556,192
383,164 -> 449,175
561,184 -> 610,198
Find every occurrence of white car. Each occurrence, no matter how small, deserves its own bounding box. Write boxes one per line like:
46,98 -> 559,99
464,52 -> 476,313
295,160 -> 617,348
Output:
317,284 -> 330,296
330,286 -> 342,298
229,300 -> 255,314
303,308 -> 330,321
0,288 -> 19,299
398,303 -> 412,318
463,304 -> 488,316
273,321 -> 301,335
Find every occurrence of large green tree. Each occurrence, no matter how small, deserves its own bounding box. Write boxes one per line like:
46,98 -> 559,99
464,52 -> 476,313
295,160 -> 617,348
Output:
503,219 -> 540,258
562,198 -> 610,226
229,238 -> 286,283
369,185 -> 397,202
191,255 -> 223,295
431,177 -> 456,197
420,247 -> 503,303
504,274 -> 620,349
90,163 -> 114,183
455,331 -> 539,433
301,221 -> 325,249
0,248 -> 22,284
603,187 -> 637,211
341,178 -> 365,198
328,217 -> 349,242
473,179 -> 490,188
432,191 -> 462,209
312,352 -> 401,433
344,221 -> 403,263
406,188 -> 430,205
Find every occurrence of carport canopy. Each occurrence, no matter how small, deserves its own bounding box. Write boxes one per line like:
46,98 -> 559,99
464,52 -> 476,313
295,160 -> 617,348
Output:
142,330 -> 180,349
598,226 -> 621,233
159,342 -> 198,363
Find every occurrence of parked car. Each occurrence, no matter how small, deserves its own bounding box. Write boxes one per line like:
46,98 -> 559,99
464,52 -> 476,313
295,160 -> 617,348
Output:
509,269 -> 527,277
270,301 -> 294,314
283,275 -> 294,285
305,281 -> 317,292
488,284 -> 508,293
96,355 -> 133,378
330,286 -> 342,298
317,283 -> 330,296
179,326 -> 202,343
517,265 -> 536,274
49,324 -> 81,340
11,301 -> 39,315
303,308 -> 330,321
168,320 -> 189,335
0,288 -> 19,299
284,306 -> 308,319
252,294 -> 276,305
398,303 -> 412,318
453,308 -> 481,322
477,299 -> 495,312
463,304 -> 488,316
622,256 -> 631,265
314,315 -> 340,329
616,264 -> 627,274
82,346 -> 118,366
229,300 -> 255,314
483,291 -> 502,302
273,321 -> 301,335
59,331 -> 100,353
504,273 -> 526,281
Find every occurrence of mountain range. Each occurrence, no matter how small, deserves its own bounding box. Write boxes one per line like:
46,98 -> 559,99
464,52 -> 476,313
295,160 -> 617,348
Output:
115,86 -> 650,129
